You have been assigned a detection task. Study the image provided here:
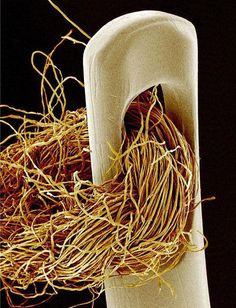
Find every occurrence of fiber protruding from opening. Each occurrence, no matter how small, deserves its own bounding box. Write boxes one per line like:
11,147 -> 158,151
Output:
1,36 -> 204,308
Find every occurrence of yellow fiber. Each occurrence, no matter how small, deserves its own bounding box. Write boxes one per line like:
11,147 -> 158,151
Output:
0,18 -> 210,308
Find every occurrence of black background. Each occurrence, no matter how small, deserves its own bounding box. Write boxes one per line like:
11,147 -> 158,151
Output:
1,0 -> 235,307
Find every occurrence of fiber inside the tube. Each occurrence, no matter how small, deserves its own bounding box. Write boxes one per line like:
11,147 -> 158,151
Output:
1,36 -> 204,308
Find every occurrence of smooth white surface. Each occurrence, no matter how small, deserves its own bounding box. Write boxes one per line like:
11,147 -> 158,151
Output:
83,11 -> 210,308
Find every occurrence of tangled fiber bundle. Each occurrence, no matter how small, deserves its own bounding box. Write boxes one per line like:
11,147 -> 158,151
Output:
0,31 -> 205,307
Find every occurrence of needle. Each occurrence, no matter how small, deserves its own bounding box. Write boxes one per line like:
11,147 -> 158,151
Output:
83,11 -> 210,308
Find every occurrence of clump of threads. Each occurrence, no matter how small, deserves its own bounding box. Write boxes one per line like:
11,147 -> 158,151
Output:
0,34 -> 205,308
